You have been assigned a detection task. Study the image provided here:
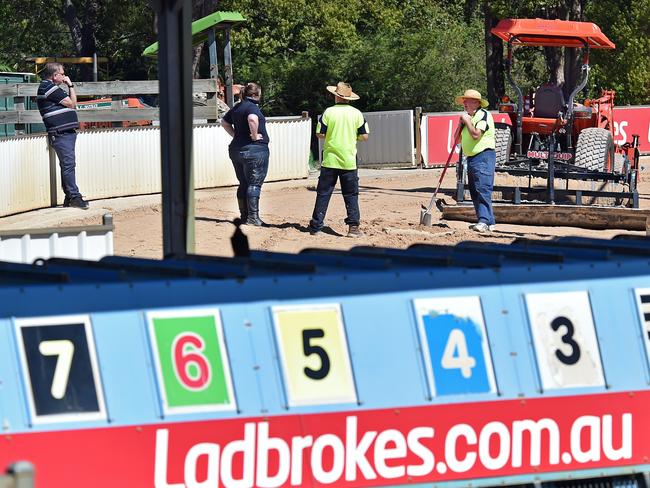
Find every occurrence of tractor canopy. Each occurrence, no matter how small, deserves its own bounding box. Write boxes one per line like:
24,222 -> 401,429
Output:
491,18 -> 615,49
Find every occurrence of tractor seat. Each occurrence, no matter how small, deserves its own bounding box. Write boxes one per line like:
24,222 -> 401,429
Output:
533,83 -> 566,118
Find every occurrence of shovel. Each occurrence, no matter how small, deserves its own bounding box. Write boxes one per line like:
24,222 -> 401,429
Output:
420,135 -> 460,226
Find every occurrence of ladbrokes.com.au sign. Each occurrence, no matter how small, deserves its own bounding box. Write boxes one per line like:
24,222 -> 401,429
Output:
3,391 -> 649,487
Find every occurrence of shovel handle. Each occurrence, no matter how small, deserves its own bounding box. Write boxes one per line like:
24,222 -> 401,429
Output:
423,133 -> 460,213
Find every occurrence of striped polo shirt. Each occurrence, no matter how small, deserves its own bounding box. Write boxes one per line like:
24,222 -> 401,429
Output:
37,79 -> 79,133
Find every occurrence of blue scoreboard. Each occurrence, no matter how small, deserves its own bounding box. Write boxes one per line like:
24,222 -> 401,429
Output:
0,236 -> 649,487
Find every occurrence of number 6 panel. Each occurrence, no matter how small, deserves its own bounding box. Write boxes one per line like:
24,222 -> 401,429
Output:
412,296 -> 497,398
271,304 -> 357,407
14,315 -> 107,425
524,291 -> 605,390
146,308 -> 236,415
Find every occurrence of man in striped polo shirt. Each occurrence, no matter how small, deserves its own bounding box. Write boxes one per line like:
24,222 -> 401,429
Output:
37,63 -> 89,209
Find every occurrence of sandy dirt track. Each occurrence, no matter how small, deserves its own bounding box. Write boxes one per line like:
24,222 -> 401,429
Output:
1,162 -> 649,259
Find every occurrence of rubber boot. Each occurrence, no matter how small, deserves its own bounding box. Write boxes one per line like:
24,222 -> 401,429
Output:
246,196 -> 266,226
237,197 -> 248,221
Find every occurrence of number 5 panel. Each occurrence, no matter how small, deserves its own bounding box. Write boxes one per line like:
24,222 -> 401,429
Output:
412,297 -> 497,398
271,304 -> 357,407
14,315 -> 107,424
524,291 -> 605,390
146,308 -> 236,415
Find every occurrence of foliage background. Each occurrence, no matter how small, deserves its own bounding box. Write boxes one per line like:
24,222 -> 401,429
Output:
0,0 -> 648,118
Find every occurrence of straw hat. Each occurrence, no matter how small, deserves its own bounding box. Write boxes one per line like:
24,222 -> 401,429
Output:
326,82 -> 360,100
455,89 -> 489,108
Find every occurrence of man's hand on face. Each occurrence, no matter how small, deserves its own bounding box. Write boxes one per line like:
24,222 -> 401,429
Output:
62,75 -> 73,87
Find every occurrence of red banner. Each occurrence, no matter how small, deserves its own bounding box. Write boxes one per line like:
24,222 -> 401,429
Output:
1,391 -> 649,487
424,106 -> 650,166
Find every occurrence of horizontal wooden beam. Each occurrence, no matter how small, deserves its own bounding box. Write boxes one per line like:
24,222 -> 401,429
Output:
0,79 -> 218,97
0,106 -> 219,124
441,203 -> 649,231
25,57 -> 110,64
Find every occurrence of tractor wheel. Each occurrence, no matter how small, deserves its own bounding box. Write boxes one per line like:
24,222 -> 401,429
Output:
574,128 -> 615,172
495,124 -> 511,166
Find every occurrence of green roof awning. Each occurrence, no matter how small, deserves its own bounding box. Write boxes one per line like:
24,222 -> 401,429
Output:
142,11 -> 246,57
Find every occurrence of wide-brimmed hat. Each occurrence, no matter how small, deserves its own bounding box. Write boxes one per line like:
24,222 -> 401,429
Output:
455,89 -> 489,108
326,82 -> 360,100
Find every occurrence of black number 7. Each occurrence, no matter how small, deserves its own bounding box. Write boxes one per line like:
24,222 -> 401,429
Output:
302,328 -> 330,380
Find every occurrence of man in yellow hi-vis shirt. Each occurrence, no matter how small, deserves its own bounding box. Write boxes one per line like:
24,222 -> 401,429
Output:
453,89 -> 496,233
308,82 -> 369,238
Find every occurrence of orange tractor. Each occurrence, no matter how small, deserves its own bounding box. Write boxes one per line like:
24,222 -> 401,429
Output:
457,18 -> 640,207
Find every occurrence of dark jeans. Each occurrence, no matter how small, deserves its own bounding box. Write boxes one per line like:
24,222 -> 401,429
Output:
467,149 -> 496,225
48,131 -> 81,200
229,144 -> 270,198
309,166 -> 360,231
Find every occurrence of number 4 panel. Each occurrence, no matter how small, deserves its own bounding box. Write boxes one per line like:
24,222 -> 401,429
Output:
14,315 -> 107,424
271,304 -> 357,407
525,291 -> 605,390
412,297 -> 497,398
146,308 -> 236,415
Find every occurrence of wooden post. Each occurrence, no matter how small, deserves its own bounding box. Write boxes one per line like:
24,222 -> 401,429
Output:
48,143 -> 58,207
224,27 -> 234,108
415,106 -> 422,168
207,28 -> 219,81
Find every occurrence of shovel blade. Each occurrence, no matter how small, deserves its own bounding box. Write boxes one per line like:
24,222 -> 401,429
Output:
420,209 -> 433,226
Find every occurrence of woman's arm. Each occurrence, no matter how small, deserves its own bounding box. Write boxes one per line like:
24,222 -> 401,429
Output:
247,114 -> 263,141
221,120 -> 235,138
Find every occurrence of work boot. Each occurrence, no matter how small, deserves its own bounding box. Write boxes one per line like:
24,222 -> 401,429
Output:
347,225 -> 363,238
237,197 -> 248,221
69,197 -> 89,210
245,197 -> 266,226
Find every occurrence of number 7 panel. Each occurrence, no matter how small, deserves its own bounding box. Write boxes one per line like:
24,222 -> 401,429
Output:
271,304 -> 357,407
14,315 -> 107,425
412,296 -> 497,398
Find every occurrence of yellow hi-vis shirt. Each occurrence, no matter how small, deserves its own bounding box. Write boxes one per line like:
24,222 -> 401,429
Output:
461,108 -> 496,157
317,104 -> 369,170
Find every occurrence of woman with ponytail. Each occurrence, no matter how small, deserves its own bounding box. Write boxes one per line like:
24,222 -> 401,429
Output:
221,82 -> 270,226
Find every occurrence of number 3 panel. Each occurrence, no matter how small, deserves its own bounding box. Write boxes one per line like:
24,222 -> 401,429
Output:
525,291 -> 605,390
413,296 -> 496,397
14,315 -> 107,424
146,308 -> 236,414
271,304 -> 357,407
633,288 -> 650,368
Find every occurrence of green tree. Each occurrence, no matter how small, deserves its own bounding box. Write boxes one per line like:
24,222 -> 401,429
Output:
587,0 -> 650,104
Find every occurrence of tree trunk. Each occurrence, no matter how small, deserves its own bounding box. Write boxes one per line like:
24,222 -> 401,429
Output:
60,0 -> 99,81
484,2 -> 504,108
538,0 -> 585,98
61,0 -> 83,55
563,0 -> 586,99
